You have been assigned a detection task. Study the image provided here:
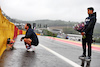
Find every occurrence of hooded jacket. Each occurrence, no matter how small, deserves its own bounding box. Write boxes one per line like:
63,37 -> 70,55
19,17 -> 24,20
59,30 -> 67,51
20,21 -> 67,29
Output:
22,28 -> 39,46
84,12 -> 97,35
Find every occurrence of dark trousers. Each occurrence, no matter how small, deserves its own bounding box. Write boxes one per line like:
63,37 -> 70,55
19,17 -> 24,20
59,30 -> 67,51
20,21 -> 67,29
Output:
82,35 -> 92,57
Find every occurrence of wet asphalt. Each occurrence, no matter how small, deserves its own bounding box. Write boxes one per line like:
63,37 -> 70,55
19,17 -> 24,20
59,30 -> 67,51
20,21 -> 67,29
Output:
0,35 -> 100,67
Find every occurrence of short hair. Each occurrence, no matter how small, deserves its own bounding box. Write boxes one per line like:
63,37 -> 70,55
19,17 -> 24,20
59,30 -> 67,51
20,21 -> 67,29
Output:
27,23 -> 31,28
87,7 -> 94,11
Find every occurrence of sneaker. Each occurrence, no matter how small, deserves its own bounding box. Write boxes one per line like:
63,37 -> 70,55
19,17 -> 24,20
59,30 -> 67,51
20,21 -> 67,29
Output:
26,44 -> 31,49
31,45 -> 35,51
85,56 -> 91,61
27,48 -> 33,52
79,55 -> 86,59
27,45 -> 35,52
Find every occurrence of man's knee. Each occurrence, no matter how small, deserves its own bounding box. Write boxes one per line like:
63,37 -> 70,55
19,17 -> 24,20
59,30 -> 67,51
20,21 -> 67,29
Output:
24,38 -> 27,42
24,38 -> 32,43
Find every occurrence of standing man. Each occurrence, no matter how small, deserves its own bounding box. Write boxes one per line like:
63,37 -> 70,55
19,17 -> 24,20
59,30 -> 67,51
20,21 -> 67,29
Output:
21,23 -> 39,51
79,7 -> 96,61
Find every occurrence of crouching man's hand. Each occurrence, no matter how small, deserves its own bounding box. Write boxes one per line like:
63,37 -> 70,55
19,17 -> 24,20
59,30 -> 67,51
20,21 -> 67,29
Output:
20,38 -> 22,41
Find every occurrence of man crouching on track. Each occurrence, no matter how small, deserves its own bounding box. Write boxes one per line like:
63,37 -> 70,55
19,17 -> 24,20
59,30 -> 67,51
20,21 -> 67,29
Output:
20,23 -> 39,51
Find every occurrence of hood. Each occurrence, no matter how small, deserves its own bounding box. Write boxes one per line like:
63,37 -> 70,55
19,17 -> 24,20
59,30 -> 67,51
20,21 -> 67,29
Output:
93,12 -> 96,17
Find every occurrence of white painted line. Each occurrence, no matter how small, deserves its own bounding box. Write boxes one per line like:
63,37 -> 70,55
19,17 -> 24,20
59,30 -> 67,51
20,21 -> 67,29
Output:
39,44 -> 81,67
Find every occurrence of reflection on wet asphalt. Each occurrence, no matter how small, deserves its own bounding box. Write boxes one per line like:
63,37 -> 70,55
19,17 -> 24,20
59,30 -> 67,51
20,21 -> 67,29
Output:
0,35 -> 100,67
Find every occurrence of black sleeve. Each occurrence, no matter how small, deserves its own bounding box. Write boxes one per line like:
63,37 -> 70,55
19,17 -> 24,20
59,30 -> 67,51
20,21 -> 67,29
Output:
21,29 -> 33,39
84,17 -> 96,33
21,37 -> 25,39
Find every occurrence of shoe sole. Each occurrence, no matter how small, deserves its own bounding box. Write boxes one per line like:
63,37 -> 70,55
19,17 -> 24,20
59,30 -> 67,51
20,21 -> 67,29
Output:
79,57 -> 85,60
85,59 -> 91,61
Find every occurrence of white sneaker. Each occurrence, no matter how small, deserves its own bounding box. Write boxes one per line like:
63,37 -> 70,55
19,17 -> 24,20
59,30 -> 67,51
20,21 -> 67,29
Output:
27,48 -> 33,52
27,45 -> 35,52
26,44 -> 31,49
31,45 -> 35,51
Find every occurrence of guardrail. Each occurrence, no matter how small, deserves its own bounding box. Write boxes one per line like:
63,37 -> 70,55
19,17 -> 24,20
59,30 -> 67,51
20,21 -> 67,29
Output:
0,8 -> 26,57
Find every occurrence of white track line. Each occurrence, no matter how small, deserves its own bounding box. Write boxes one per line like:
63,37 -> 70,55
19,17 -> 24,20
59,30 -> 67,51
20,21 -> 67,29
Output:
39,44 -> 81,67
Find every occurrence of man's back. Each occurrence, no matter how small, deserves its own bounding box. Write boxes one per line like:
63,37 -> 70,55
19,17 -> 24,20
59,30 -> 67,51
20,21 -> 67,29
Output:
25,28 -> 39,46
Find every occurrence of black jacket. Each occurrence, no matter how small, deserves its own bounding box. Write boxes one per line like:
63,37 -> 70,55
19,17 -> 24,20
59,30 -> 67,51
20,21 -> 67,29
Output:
84,12 -> 97,35
22,28 -> 39,45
